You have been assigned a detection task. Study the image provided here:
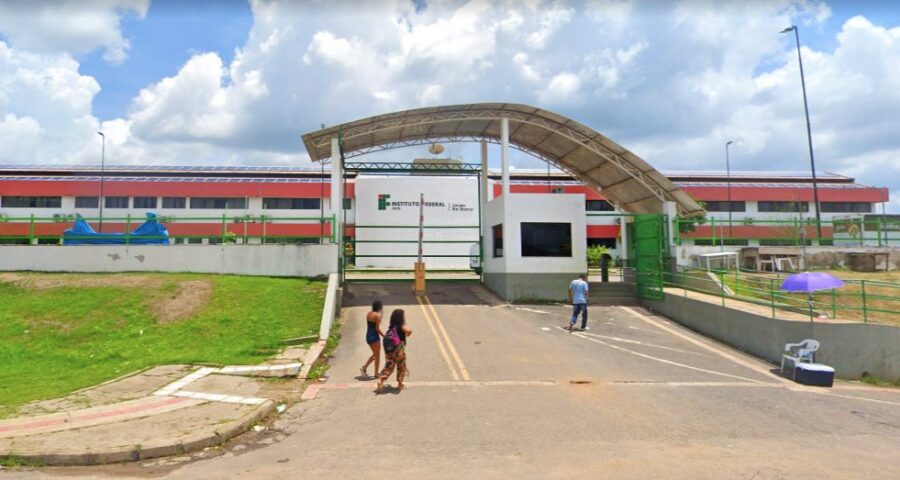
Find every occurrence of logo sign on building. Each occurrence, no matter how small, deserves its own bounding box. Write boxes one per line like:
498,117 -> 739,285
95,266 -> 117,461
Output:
375,193 -> 473,213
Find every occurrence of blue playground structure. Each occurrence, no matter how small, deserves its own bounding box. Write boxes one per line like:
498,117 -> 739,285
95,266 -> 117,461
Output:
63,212 -> 170,245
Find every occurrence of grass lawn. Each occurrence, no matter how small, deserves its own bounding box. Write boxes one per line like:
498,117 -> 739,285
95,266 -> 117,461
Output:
0,272 -> 325,419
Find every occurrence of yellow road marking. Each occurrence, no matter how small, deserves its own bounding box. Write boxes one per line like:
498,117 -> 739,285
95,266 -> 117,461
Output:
424,296 -> 471,381
417,296 -> 460,381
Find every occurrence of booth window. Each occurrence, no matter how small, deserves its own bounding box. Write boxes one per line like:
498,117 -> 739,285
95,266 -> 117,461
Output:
521,222 -> 572,257
492,224 -> 503,258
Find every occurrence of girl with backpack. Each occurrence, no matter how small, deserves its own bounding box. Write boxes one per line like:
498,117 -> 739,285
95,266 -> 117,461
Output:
360,300 -> 384,378
376,309 -> 412,392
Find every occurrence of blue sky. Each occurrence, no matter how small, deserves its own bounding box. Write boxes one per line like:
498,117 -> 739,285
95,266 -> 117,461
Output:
79,0 -> 253,120
0,0 -> 899,211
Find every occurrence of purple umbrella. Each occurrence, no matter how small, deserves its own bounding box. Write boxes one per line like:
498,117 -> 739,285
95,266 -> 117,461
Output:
781,272 -> 844,322
780,272 -> 845,293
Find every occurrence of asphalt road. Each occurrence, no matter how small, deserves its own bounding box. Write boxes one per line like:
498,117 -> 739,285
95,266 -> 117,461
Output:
14,283 -> 900,479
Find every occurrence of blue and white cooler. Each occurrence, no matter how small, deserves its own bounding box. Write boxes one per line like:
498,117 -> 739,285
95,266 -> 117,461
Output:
794,363 -> 835,387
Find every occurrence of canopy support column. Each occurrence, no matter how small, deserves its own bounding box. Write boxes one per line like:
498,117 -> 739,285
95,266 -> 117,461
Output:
330,136 -> 343,279
501,117 -> 510,197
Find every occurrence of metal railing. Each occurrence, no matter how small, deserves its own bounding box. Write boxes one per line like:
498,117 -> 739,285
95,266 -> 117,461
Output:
674,217 -> 900,247
0,214 -> 337,245
663,267 -> 900,325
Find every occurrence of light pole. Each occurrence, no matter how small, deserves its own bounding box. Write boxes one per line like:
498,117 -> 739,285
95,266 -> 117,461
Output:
781,25 -> 823,242
97,131 -> 105,233
725,140 -> 734,238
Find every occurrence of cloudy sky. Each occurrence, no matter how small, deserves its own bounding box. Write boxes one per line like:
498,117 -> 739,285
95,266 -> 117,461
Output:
0,0 -> 898,210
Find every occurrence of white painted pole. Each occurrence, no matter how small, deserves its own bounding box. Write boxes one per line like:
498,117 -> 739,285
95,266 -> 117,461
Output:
501,117 -> 510,198
480,140 -> 490,202
418,193 -> 424,264
330,136 -> 342,251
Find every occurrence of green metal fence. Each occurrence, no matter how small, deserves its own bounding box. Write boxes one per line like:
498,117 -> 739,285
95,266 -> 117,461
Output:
662,267 -> 900,325
0,214 -> 337,245
674,216 -> 900,247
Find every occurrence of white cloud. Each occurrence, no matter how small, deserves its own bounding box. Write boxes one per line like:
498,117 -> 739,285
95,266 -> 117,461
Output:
538,71 -> 582,105
0,0 -> 148,64
0,41 -> 100,163
525,1 -> 574,49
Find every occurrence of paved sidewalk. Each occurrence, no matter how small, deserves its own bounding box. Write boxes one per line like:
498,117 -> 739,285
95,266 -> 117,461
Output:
0,344 -> 320,466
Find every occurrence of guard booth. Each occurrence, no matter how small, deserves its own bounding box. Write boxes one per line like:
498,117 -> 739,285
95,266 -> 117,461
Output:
301,103 -> 703,300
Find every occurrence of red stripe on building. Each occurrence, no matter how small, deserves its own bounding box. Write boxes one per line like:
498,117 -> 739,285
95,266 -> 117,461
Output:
681,186 -> 888,202
493,184 -> 605,199
0,180 -> 355,198
683,225 -> 834,239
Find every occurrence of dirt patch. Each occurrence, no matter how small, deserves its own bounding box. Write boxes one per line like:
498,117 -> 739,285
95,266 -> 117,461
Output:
0,272 -> 25,283
153,280 -> 213,324
0,273 -> 164,290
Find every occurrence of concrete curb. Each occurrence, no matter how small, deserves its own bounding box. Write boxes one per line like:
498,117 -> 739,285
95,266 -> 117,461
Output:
319,273 -> 340,341
298,341 -> 327,379
0,400 -> 276,467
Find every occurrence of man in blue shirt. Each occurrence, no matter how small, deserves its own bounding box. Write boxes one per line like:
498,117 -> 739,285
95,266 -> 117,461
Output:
568,273 -> 589,331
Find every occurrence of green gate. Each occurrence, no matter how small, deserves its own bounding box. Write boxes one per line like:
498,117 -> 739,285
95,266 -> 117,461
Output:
633,214 -> 666,300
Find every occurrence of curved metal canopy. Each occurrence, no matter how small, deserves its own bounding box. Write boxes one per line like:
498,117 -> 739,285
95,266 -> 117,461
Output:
302,103 -> 704,216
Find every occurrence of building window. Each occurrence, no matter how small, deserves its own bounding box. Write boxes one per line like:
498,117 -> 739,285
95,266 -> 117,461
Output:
757,201 -> 809,213
821,202 -> 872,213
189,197 -> 247,209
1,196 -> 62,208
104,196 -> 129,209
521,222 -> 572,257
703,201 -> 746,212
492,224 -> 503,258
133,197 -> 157,209
262,198 -> 321,210
343,198 -> 352,210
75,196 -> 99,208
585,200 -> 614,212
188,238 -> 204,244
162,197 -> 186,209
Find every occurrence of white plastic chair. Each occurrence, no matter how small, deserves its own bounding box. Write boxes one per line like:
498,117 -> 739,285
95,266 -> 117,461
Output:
781,339 -> 820,376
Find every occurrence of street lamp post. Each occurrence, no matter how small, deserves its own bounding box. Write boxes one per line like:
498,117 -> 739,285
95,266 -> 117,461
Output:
781,25 -> 823,242
725,141 -> 734,238
97,131 -> 105,233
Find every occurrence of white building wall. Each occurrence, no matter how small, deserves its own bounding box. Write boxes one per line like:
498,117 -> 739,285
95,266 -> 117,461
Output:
0,244 -> 338,277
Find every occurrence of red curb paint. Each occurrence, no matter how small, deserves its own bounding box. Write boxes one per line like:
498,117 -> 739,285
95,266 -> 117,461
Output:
0,418 -> 66,433
71,397 -> 187,423
301,384 -> 322,400
0,397 -> 188,434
